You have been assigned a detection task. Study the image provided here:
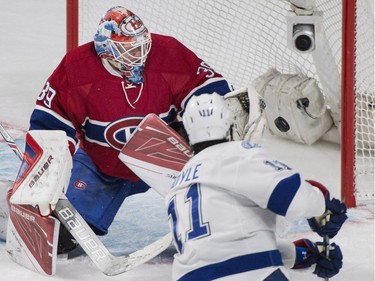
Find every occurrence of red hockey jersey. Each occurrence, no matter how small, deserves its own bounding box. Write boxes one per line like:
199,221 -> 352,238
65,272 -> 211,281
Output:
30,33 -> 231,180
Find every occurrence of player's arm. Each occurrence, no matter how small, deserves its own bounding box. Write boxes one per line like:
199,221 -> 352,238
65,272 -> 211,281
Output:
305,180 -> 348,238
232,147 -> 347,237
29,58 -> 78,155
284,179 -> 347,238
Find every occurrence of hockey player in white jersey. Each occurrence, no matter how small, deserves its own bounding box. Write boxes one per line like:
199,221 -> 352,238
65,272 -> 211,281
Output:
165,93 -> 347,281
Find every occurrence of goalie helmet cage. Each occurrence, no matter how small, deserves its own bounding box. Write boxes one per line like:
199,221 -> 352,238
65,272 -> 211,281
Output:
66,0 -> 374,208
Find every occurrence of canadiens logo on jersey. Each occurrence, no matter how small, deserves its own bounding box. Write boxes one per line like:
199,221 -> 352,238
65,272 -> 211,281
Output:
99,117 -> 144,151
81,116 -> 144,151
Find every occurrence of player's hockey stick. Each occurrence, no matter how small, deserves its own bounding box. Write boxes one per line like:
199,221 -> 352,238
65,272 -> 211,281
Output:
54,198 -> 172,276
323,234 -> 330,281
0,123 -> 23,160
322,217 -> 330,281
319,216 -> 330,281
0,123 -> 172,276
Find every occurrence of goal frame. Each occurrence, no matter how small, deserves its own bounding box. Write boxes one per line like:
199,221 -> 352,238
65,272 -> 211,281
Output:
65,0 -> 363,208
341,0 -> 356,208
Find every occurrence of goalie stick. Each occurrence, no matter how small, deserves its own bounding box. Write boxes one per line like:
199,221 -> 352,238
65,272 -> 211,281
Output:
0,123 -> 172,276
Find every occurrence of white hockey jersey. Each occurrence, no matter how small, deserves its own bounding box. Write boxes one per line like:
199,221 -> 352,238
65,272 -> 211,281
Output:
165,140 -> 326,281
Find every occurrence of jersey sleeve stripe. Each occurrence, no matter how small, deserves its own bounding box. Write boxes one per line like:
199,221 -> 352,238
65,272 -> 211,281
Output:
178,250 -> 282,281
267,173 -> 301,216
29,107 -> 77,145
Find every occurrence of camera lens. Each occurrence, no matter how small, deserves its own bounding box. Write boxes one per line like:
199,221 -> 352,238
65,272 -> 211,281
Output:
295,34 -> 312,51
295,35 -> 312,51
292,24 -> 315,52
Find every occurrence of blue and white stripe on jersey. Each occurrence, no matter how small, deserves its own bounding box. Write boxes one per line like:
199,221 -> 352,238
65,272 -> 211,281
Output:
178,250 -> 283,281
267,173 -> 301,216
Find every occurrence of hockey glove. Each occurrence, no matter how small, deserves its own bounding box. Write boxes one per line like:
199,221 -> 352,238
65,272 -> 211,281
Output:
313,242 -> 343,278
292,239 -> 343,279
306,180 -> 348,238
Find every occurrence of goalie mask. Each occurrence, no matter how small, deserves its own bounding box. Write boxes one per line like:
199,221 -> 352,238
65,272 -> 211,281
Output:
94,6 -> 152,84
183,93 -> 232,145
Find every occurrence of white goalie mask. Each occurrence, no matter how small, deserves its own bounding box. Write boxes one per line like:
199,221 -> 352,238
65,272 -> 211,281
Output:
183,93 -> 232,145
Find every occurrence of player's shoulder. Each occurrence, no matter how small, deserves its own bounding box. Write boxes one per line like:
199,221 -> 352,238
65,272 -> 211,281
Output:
150,33 -> 190,53
151,33 -> 181,46
212,140 -> 263,153
64,41 -> 98,65
52,41 -> 106,85
193,141 -> 263,161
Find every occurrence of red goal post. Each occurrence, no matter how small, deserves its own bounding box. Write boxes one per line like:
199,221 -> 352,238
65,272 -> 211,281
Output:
66,0 -> 374,208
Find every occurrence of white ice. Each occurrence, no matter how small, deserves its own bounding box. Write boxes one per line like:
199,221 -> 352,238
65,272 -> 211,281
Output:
0,1 -> 373,280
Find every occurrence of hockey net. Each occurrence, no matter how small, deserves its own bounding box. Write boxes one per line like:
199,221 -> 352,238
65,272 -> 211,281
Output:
66,0 -> 374,207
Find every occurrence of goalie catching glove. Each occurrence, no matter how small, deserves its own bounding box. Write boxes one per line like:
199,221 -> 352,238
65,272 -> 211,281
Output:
306,180 -> 348,238
252,68 -> 333,145
293,239 -> 343,279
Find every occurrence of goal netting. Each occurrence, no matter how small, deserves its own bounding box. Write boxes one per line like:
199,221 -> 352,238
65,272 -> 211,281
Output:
67,0 -> 374,207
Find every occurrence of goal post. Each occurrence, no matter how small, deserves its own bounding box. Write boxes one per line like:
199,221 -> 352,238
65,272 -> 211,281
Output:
341,0 -> 356,208
66,0 -> 374,208
66,0 -> 78,52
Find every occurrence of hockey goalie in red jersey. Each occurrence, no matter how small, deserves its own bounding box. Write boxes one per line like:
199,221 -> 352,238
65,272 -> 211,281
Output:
23,6 -> 233,253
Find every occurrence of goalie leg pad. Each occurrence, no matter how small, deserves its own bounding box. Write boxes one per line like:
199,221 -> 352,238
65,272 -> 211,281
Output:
0,180 -> 12,240
6,192 -> 60,275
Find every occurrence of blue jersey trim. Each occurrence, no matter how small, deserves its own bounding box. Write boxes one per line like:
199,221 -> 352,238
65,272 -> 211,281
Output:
180,79 -> 232,116
83,120 -> 108,143
178,250 -> 283,281
29,109 -> 77,143
267,173 -> 301,216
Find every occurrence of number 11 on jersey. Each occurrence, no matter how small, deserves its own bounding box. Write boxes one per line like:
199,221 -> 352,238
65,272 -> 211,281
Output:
167,183 -> 210,254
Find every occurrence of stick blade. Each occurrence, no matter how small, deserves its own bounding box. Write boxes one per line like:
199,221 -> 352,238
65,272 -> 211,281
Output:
103,233 -> 173,276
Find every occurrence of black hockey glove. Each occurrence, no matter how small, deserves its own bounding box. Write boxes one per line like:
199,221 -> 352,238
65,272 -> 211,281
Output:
293,239 -> 343,279
306,180 -> 348,238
